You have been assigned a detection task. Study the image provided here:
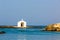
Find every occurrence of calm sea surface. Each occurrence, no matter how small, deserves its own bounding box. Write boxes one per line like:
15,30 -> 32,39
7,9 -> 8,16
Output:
0,28 -> 60,40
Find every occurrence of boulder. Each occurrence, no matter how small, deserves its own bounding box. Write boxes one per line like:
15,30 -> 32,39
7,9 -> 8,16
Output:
45,24 -> 60,31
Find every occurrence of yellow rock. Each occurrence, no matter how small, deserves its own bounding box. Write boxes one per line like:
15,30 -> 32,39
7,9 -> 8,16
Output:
45,23 -> 60,31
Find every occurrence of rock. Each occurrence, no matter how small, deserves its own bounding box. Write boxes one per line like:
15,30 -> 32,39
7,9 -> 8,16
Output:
45,24 -> 60,31
0,31 -> 5,34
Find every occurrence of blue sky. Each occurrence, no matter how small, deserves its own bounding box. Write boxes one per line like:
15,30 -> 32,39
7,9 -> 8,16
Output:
0,0 -> 60,25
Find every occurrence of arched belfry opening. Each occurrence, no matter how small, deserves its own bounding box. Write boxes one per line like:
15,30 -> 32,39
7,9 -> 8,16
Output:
17,19 -> 27,27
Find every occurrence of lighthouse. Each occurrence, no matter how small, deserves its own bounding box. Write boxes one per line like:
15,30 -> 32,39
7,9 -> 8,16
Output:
17,19 -> 27,28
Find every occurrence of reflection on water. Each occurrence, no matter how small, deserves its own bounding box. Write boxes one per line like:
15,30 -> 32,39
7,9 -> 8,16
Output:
17,35 -> 27,40
0,28 -> 60,40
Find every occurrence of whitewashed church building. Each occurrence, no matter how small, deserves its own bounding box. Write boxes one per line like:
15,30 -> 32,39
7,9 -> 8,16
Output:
17,19 -> 27,28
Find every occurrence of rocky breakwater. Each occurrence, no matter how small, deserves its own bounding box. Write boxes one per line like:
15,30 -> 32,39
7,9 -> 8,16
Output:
45,23 -> 60,31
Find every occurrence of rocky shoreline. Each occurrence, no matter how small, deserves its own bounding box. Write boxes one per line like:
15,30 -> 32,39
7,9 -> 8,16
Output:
0,24 -> 60,32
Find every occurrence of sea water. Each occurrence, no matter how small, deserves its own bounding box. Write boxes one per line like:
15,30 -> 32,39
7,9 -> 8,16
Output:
0,28 -> 60,40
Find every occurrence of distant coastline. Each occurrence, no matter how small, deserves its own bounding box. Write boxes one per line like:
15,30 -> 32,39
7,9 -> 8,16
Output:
0,25 -> 46,29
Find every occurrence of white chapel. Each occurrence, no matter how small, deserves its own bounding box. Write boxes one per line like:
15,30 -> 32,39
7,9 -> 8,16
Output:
17,19 -> 27,27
